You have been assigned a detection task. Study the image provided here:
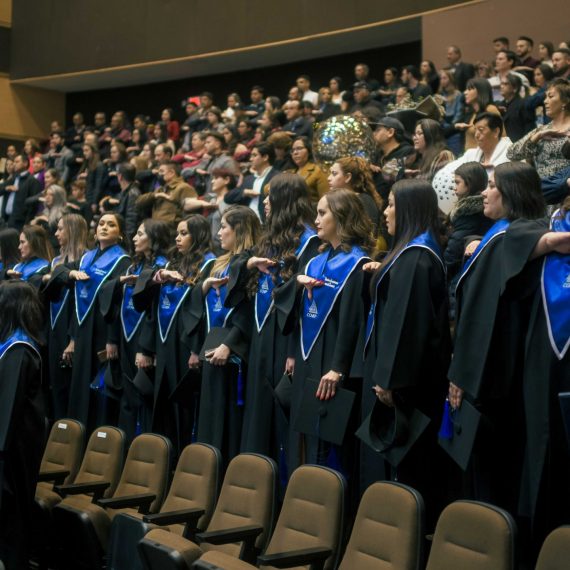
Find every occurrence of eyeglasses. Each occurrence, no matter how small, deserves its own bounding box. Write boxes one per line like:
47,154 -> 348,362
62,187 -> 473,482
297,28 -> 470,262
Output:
291,147 -> 306,153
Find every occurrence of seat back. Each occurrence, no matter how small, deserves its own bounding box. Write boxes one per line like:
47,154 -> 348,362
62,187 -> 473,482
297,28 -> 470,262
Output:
113,433 -> 172,513
74,425 -> 126,498
161,443 -> 222,533
263,465 -> 346,570
426,500 -> 516,570
38,419 -> 85,487
339,481 -> 424,570
202,453 -> 277,558
535,526 -> 570,570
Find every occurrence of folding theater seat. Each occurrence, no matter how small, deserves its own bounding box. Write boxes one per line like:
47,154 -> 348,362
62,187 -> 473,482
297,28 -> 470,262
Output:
106,443 -> 222,570
535,526 -> 570,570
53,432 -> 171,570
138,453 -> 278,570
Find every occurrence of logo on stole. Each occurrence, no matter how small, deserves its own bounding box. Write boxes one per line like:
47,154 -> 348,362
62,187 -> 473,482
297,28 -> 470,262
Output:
307,299 -> 318,319
564,273 -> 570,289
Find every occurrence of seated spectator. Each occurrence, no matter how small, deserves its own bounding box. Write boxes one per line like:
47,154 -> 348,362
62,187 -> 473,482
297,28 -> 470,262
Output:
296,75 -> 319,107
222,92 -> 243,124
243,85 -> 266,121
31,156 -> 46,190
264,95 -> 282,114
498,73 -> 536,141
446,45 -> 475,91
23,139 -> 41,174
237,119 -> 256,149
395,85 -> 410,105
43,131 -> 74,185
475,60 -> 494,79
258,111 -> 283,133
526,64 -> 555,127
351,81 -> 384,114
329,76 -> 346,105
538,41 -> 555,67
401,65 -> 432,101
179,101 -> 202,149
282,100 -> 313,138
420,60 -> 440,94
160,107 -> 180,144
67,179 -> 92,224
439,69 -> 465,155
377,66 -> 400,106
507,78 -> 570,178
513,36 -> 541,83
287,85 -> 301,102
99,141 -> 128,205
30,184 -> 67,249
354,63 -> 380,91
65,112 -> 86,151
315,87 -> 341,121
552,48 -> 570,79
286,136 -> 328,204
492,36 -> 510,54
136,160 -> 196,224
199,131 -> 240,196
267,131 -> 294,171
204,169 -> 235,249
150,121 -> 176,154
99,111 -> 131,152
540,138 -> 570,204
92,112 -> 107,137
488,50 -> 530,101
220,125 -> 249,162
205,106 -> 225,133
77,143 -> 105,209
409,119 -> 455,181
455,77 -> 501,150
301,101 -> 316,123
126,127 -> 147,158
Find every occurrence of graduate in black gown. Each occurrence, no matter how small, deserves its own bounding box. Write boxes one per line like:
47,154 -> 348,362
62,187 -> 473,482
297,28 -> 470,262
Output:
240,173 -> 320,478
48,213 -> 130,429
135,215 -> 215,453
0,281 -> 45,570
101,219 -> 170,444
448,162 -> 548,514
519,200 -> 570,550
42,213 -> 88,420
274,188 -> 374,483
0,228 -> 20,279
5,225 -> 52,288
360,180 -> 452,529
197,206 -> 261,462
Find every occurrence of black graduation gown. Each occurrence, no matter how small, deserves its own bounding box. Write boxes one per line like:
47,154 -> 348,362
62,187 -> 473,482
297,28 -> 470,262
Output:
0,343 -> 45,570
51,248 -> 131,429
273,247 -> 368,482
360,248 -> 452,528
196,258 -> 253,464
448,218 -> 547,513
240,237 -> 321,473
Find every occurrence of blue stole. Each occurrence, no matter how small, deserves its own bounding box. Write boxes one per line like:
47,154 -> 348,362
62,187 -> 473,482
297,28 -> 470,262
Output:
158,254 -> 215,342
13,257 -> 49,281
300,245 -> 369,360
364,231 -> 443,352
121,256 -> 167,343
50,256 -> 70,329
254,228 -> 318,332
205,263 -> 233,332
75,245 -> 129,326
456,219 -> 510,292
541,209 -> 570,360
0,329 -> 40,361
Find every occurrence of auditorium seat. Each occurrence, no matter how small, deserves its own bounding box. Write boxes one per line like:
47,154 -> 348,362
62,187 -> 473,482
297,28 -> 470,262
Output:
137,453 -> 278,570
338,481 -> 425,570
535,526 -> 570,570
53,431 -> 170,570
426,500 -> 517,570
106,443 -> 222,570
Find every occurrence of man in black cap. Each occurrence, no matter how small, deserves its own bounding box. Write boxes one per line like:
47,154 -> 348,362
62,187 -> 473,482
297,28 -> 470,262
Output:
351,81 -> 384,114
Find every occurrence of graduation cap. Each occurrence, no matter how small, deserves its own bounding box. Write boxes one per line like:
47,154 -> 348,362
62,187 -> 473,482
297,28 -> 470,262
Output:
437,399 -> 481,471
132,367 -> 155,398
199,326 -> 247,362
90,360 -> 123,401
386,109 -> 427,136
170,369 -> 201,408
273,372 -> 293,412
356,397 -> 431,467
293,378 -> 356,446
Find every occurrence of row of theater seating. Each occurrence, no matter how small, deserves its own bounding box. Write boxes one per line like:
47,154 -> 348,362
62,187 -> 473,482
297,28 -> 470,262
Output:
32,418 -> 569,570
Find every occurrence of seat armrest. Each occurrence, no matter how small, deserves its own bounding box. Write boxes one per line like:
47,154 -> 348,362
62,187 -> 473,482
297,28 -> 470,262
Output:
37,469 -> 70,485
257,546 -> 332,569
97,492 -> 156,513
54,480 -> 110,501
196,524 -> 263,546
143,507 -> 205,526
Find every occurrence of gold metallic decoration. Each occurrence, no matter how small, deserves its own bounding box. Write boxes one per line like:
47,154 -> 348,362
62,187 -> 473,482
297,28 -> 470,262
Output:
313,115 -> 376,171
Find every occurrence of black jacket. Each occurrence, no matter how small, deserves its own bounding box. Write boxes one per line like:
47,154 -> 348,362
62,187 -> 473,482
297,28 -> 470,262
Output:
0,171 -> 42,230
224,168 -> 279,222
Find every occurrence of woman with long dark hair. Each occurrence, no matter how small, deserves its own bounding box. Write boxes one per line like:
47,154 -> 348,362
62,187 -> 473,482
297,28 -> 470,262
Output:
0,281 -> 45,569
274,189 -> 374,482
6,225 -> 53,288
196,206 -> 261,462
410,119 -> 455,181
360,179 -> 451,529
77,143 -> 105,207
135,215 -> 215,453
0,228 -> 20,275
240,173 -> 320,471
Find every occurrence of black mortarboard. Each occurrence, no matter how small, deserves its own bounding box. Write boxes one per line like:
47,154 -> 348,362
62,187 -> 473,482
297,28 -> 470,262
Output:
438,399 -> 481,471
132,367 -> 155,398
89,361 -> 122,401
199,326 -> 247,361
293,378 -> 356,446
170,369 -> 201,408
273,372 -> 293,412
386,109 -> 427,135
356,398 -> 431,467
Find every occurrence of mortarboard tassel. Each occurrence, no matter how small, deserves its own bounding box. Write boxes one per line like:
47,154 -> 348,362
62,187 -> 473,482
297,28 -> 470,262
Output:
438,398 -> 454,440
278,443 -> 288,488
236,362 -> 244,407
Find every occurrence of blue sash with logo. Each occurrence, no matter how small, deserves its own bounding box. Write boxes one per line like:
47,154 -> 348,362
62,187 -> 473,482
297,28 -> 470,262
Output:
456,219 -> 510,292
158,254 -> 215,342
541,209 -> 570,360
205,263 -> 233,332
50,256 -> 70,329
0,329 -> 40,361
13,258 -> 49,282
300,245 -> 369,360
255,228 -> 318,332
75,245 -> 129,325
364,231 -> 443,352
121,256 -> 167,343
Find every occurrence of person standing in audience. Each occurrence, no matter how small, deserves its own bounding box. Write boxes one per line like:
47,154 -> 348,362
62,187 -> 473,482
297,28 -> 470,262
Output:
77,142 -> 105,209
282,100 -> 313,138
329,76 -> 345,106
526,63 -> 555,127
514,36 -> 541,83
489,50 -> 530,102
440,69 -> 465,156
296,75 -> 319,107
551,48 -> 570,79
43,131 -> 74,185
401,65 -> 432,101
446,45 -> 475,92
420,60 -> 440,94
538,41 -> 555,67
498,73 -> 536,142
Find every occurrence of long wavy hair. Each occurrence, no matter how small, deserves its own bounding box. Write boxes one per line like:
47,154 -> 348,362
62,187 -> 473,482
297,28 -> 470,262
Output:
21,225 -> 54,262
0,228 -> 20,268
132,219 -> 172,266
169,215 -> 214,285
335,157 -> 382,208
211,206 -> 261,276
0,281 -> 44,344
319,189 -> 375,254
415,119 -> 450,176
255,173 -> 315,283
494,162 -> 545,220
45,184 -> 68,227
56,213 -> 88,266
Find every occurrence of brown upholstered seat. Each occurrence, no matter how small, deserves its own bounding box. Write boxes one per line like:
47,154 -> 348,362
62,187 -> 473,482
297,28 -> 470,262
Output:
53,432 -> 171,570
338,481 -> 425,570
138,453 -> 277,570
106,443 -> 222,570
535,526 -> 570,570
426,500 -> 517,570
